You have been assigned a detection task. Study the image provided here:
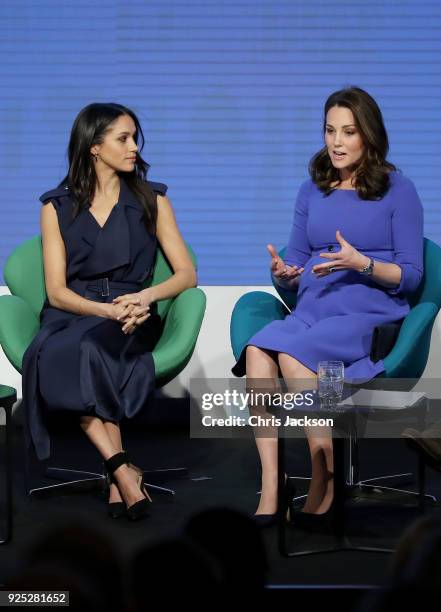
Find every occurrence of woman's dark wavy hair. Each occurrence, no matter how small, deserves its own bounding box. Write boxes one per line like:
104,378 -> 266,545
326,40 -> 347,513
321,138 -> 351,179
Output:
309,87 -> 396,200
60,102 -> 157,233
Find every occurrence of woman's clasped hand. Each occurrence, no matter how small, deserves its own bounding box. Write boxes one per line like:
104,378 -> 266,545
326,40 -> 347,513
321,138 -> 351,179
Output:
107,289 -> 155,334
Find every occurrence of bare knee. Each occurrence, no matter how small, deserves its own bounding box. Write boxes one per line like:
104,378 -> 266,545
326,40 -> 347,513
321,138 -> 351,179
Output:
80,415 -> 100,431
278,353 -> 315,379
80,416 -> 92,431
246,345 -> 264,367
246,345 -> 278,378
278,353 -> 302,375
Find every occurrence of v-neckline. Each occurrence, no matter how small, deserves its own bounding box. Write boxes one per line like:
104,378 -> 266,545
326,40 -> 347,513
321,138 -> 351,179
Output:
88,181 -> 121,229
88,202 -> 119,230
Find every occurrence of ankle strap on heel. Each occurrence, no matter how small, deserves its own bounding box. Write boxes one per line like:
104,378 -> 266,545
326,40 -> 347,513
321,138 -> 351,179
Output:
104,451 -> 129,478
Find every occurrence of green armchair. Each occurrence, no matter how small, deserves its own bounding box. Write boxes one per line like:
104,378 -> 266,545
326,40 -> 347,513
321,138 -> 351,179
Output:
0,235 -> 206,496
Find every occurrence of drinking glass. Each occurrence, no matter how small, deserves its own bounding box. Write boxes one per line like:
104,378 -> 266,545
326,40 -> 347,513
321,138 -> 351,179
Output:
318,361 -> 344,408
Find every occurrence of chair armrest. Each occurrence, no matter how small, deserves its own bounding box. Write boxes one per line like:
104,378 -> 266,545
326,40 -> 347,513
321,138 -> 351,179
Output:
382,302 -> 438,378
272,274 -> 298,311
0,295 -> 39,372
370,322 -> 403,363
230,291 -> 288,361
153,288 -> 206,384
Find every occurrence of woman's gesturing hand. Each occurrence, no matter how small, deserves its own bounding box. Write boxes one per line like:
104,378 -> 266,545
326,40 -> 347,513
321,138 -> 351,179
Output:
312,230 -> 370,277
111,289 -> 154,334
267,244 -> 304,282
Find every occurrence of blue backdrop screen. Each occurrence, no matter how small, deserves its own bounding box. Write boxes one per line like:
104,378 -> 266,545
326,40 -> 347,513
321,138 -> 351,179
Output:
1,0 -> 440,284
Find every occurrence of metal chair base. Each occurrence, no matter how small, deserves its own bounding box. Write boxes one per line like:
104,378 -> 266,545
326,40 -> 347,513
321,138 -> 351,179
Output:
28,466 -> 188,499
350,481 -> 437,507
291,472 -> 437,509
141,467 -> 188,497
277,435 -> 438,557
279,534 -> 395,557
29,468 -> 106,498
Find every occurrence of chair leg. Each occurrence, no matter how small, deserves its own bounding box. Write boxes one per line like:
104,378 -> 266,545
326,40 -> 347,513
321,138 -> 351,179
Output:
29,466 -> 189,499
344,433 -> 437,506
0,401 -> 13,545
23,423 -> 107,498
418,453 -> 426,513
347,430 -> 360,486
284,476 -> 311,507
141,467 -> 188,497
352,480 -> 436,502
46,467 -> 105,481
28,469 -> 106,498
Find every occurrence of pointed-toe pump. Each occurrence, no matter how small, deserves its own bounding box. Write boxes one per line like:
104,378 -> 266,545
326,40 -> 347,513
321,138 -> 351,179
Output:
253,513 -> 279,529
254,478 -> 296,529
293,498 -> 336,532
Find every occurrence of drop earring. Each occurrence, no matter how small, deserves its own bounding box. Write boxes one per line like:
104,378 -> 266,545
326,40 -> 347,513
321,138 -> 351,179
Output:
92,153 -> 99,162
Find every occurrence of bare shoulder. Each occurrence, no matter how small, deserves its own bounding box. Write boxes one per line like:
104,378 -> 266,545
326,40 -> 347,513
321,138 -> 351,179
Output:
157,193 -> 173,207
40,200 -> 62,238
156,194 -> 176,219
40,200 -> 58,219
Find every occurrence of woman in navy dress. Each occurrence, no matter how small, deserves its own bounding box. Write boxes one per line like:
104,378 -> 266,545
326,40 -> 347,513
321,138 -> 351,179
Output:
22,103 -> 196,520
233,87 -> 424,526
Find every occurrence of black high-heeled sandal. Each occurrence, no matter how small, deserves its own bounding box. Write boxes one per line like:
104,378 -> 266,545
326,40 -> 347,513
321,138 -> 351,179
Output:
104,451 -> 151,521
107,484 -> 126,519
254,478 -> 296,529
104,452 -> 127,519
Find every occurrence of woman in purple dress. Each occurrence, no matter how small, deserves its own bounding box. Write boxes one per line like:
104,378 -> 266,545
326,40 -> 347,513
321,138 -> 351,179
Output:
233,87 -> 424,527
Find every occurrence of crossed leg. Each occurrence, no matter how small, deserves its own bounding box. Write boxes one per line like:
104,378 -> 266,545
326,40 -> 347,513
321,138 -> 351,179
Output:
246,345 -> 334,516
278,353 -> 334,514
79,416 -> 145,508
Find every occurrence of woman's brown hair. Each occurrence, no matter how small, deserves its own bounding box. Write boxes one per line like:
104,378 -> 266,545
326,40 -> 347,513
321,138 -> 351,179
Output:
309,87 -> 396,200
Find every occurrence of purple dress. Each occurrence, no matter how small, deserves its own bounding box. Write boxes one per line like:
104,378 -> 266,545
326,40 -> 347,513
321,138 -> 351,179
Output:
235,172 -> 424,381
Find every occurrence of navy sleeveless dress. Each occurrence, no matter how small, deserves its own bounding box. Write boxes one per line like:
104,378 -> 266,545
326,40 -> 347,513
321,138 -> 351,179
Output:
22,178 -> 167,460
